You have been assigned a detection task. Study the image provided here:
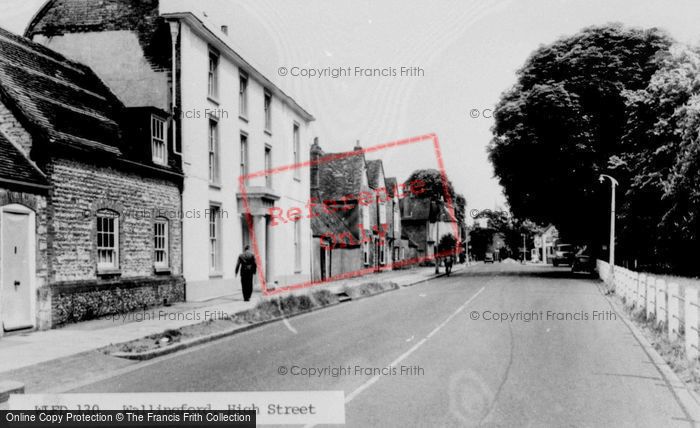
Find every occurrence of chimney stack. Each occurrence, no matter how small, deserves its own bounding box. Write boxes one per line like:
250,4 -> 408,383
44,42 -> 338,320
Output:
221,25 -> 229,35
353,139 -> 362,151
310,137 -> 323,192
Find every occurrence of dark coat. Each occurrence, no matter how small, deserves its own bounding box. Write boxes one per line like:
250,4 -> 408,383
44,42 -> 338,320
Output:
236,251 -> 257,275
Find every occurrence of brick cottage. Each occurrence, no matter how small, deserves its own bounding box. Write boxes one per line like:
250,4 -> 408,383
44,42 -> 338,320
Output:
0,26 -> 184,332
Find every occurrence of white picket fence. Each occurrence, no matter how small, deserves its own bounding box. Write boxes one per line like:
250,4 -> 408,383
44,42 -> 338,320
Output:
598,260 -> 699,361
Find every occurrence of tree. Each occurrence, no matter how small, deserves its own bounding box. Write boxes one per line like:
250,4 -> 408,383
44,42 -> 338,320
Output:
404,169 -> 455,203
438,233 -> 458,253
469,210 -> 540,260
404,169 -> 464,234
488,24 -> 672,248
616,44 -> 700,273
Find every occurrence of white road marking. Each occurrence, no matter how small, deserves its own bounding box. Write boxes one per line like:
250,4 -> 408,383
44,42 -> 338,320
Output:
283,318 -> 298,334
302,286 -> 486,428
346,286 -> 485,403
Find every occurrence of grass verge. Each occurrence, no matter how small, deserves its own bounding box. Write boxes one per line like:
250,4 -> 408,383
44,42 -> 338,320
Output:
619,296 -> 700,393
102,283 -> 394,356
342,281 -> 399,299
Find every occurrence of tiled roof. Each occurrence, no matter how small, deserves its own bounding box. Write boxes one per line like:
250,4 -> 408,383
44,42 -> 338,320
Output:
0,26 -> 124,155
310,190 -> 359,245
24,0 -> 169,69
318,152 -> 365,202
366,159 -> 384,190
0,131 -> 47,187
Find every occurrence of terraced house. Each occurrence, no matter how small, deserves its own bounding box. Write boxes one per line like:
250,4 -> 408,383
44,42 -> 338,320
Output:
0,27 -> 184,333
26,0 -> 315,300
310,141 -> 399,280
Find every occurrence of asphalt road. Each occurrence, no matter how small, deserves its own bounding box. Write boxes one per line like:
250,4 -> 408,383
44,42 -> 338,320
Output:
72,263 -> 700,427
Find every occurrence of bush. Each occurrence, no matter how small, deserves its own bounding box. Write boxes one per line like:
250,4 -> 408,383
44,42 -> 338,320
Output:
279,294 -> 314,315
311,289 -> 339,306
343,282 -> 398,299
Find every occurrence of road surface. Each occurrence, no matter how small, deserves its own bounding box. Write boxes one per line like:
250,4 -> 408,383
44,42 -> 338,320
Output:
71,263 -> 700,427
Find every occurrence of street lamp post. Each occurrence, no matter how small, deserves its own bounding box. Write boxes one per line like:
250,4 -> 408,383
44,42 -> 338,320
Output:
599,174 -> 618,281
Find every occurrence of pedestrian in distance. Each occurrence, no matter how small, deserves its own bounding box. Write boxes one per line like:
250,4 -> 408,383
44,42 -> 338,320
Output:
235,245 -> 257,302
444,254 -> 454,276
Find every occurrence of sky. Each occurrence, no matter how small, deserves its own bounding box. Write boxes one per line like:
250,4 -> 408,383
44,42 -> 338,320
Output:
3,0 -> 700,219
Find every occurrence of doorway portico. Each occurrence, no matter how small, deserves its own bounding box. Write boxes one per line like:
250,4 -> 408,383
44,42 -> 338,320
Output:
237,187 -> 280,292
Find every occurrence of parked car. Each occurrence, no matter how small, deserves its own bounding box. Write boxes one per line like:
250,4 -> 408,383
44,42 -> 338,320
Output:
552,244 -> 574,266
571,247 -> 595,274
484,252 -> 495,263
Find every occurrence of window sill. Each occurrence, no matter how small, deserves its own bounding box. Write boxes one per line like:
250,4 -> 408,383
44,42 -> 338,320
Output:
209,272 -> 224,278
293,176 -> 301,182
97,268 -> 121,277
239,115 -> 249,123
207,96 -> 220,106
264,129 -> 272,136
209,183 -> 222,190
154,266 -> 171,275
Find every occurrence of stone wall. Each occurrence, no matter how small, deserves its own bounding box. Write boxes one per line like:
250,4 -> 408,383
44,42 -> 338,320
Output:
48,275 -> 185,326
45,157 -> 182,282
34,156 -> 185,328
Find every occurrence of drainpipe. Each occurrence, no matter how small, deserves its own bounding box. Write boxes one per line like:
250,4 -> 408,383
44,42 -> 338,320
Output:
168,20 -> 184,299
169,20 -> 181,156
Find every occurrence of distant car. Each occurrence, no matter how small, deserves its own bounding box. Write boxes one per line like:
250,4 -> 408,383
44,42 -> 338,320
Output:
484,252 -> 495,263
571,250 -> 595,274
552,244 -> 574,267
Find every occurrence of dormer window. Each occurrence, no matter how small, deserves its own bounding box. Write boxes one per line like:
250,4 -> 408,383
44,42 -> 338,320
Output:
151,115 -> 167,165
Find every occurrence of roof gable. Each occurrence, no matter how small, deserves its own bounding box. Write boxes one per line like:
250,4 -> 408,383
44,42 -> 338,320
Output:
25,0 -> 170,70
0,26 -> 124,155
318,151 -> 366,202
0,130 -> 48,188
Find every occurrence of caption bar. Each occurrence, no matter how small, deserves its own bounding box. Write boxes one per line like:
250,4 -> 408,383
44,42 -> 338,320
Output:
0,411 -> 253,428
9,391 -> 345,425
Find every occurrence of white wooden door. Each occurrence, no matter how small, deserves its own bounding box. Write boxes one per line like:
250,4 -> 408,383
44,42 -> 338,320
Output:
2,210 -> 33,331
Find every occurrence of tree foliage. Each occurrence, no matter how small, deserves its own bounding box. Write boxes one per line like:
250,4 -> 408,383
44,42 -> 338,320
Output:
469,210 -> 540,259
616,45 -> 700,272
438,233 -> 457,252
404,169 -> 455,203
488,24 -> 672,246
405,169 -> 464,227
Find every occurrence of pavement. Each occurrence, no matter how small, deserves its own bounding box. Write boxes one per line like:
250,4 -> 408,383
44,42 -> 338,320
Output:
55,263 -> 700,427
0,264 -> 457,394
